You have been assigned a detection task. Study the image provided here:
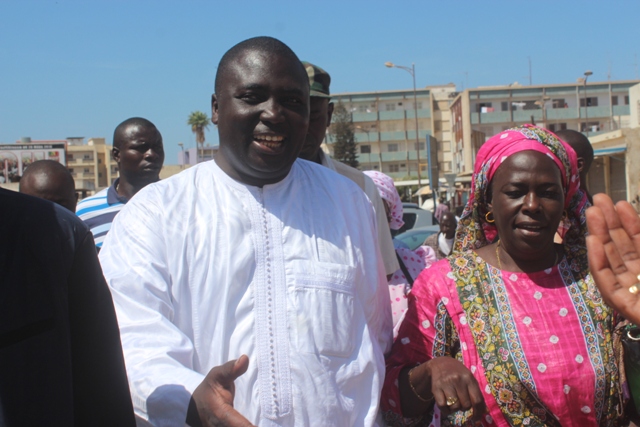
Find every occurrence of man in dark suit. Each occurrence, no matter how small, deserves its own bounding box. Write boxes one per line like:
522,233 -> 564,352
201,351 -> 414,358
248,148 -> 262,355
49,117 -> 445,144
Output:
0,189 -> 135,426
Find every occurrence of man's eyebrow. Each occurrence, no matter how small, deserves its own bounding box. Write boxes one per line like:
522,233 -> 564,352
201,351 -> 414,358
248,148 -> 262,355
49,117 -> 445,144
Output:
281,87 -> 305,96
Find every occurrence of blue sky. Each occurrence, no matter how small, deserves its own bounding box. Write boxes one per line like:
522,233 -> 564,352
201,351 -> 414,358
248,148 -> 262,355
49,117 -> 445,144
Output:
1,0 -> 638,164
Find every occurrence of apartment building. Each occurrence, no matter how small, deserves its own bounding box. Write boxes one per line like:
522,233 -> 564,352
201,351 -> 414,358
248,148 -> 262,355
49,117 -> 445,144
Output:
450,80 -> 640,176
328,84 -> 457,182
66,137 -> 116,191
177,145 -> 218,166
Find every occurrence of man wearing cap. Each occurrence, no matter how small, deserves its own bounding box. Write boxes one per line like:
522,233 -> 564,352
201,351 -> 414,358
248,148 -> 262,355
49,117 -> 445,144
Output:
300,61 -> 399,278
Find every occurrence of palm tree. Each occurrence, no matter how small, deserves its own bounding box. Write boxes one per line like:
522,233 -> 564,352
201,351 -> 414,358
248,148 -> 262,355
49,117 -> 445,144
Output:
187,111 -> 210,163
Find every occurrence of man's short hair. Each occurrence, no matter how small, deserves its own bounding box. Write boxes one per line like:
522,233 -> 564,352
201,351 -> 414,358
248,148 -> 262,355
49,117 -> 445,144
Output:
20,159 -> 74,190
214,36 -> 307,96
555,129 -> 594,172
113,117 -> 157,150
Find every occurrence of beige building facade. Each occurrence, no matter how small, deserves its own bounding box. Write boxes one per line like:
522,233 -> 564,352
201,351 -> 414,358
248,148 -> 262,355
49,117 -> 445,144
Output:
328,84 -> 457,184
66,137 -> 117,191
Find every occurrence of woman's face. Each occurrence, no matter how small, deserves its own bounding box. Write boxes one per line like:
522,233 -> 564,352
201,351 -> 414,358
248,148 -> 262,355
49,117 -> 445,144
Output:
487,150 -> 564,258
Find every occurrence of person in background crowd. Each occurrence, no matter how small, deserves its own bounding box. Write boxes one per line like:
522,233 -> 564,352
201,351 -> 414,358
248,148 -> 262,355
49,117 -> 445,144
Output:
19,159 -> 78,212
587,193 -> 640,326
298,60 -> 399,278
365,170 -> 436,339
556,129 -> 594,204
0,189 -> 135,427
434,194 -> 449,223
99,37 -> 391,426
424,211 -> 457,260
381,125 -> 622,426
76,117 -> 164,250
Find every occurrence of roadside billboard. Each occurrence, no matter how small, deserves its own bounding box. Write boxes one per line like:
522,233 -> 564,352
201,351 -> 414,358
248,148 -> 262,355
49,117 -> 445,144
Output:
0,143 -> 66,183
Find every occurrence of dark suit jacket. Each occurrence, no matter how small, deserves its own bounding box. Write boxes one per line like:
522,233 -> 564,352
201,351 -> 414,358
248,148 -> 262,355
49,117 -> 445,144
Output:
0,189 -> 135,426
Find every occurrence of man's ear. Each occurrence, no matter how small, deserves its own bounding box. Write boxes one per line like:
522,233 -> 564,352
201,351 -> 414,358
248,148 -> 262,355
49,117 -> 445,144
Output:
112,147 -> 120,163
577,157 -> 585,173
326,102 -> 334,127
211,94 -> 219,125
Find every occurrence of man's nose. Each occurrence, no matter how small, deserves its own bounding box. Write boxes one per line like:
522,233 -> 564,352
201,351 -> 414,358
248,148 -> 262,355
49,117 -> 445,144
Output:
260,99 -> 285,124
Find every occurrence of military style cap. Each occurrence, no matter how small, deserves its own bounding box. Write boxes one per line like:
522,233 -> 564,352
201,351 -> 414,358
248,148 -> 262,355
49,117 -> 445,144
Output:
302,61 -> 331,98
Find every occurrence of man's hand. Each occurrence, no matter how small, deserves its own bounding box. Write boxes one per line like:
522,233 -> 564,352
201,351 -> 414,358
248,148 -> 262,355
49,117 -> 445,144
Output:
186,355 -> 255,427
586,193 -> 640,324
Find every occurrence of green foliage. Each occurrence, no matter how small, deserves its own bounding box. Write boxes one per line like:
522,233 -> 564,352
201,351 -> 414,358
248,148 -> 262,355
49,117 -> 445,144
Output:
187,111 -> 210,145
330,101 -> 359,169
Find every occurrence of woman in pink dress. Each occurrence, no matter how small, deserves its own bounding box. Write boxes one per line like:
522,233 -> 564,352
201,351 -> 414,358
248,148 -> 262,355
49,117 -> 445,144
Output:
381,125 -> 622,426
364,171 -> 437,339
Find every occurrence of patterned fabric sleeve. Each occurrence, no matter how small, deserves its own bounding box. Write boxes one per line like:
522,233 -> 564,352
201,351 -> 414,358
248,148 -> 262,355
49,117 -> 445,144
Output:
382,260 -> 458,425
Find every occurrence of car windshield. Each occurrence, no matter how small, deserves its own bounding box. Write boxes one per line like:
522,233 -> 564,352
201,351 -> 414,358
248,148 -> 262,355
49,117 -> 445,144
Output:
394,229 -> 438,251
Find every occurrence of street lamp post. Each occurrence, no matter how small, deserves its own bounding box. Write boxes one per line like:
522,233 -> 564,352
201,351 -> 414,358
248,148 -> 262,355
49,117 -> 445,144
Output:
583,70 -> 593,136
534,96 -> 550,127
385,61 -> 422,188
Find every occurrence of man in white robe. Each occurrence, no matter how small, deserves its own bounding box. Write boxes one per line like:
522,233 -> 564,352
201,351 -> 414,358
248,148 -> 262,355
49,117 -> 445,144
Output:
100,37 -> 392,427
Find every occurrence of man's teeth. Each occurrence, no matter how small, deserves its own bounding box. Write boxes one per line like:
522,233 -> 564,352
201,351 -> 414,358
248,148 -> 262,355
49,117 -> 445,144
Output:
255,135 -> 284,142
255,135 -> 284,149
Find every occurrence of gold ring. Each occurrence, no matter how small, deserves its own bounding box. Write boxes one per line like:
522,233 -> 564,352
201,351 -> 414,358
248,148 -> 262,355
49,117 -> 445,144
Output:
630,284 -> 640,295
446,396 -> 458,406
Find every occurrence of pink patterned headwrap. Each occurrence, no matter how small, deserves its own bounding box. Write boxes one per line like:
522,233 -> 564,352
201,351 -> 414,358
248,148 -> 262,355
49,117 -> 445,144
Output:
454,124 -> 588,254
364,171 -> 404,230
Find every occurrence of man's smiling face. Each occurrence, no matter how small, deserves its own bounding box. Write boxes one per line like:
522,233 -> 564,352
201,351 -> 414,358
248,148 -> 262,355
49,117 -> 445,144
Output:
212,49 -> 310,186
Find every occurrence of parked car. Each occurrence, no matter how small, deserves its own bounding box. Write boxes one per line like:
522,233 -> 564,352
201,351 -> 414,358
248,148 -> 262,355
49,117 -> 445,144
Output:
393,225 -> 440,251
394,207 -> 435,236
402,202 -> 420,209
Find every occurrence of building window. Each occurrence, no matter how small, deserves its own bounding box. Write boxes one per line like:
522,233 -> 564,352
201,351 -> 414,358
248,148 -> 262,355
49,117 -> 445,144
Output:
385,103 -> 396,111
477,102 -> 493,113
625,96 -> 630,105
413,102 -> 423,109
68,154 -> 74,160
84,168 -> 90,173
414,142 -> 425,151
98,173 -> 102,177
580,122 -> 600,132
548,123 -> 568,132
611,96 -> 619,106
83,154 -> 91,159
360,145 -> 371,154
552,99 -> 566,108
388,143 -> 399,152
580,97 -> 598,107
389,164 -> 400,173
501,101 -> 509,111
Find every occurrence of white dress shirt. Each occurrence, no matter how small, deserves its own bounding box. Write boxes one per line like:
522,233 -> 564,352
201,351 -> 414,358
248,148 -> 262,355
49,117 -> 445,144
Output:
100,159 -> 392,427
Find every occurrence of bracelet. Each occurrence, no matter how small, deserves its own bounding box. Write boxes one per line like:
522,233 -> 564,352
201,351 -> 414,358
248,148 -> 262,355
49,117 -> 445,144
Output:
408,366 -> 434,404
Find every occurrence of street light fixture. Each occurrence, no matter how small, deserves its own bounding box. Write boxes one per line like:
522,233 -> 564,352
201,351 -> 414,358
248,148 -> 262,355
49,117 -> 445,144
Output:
385,61 -> 422,188
534,95 -> 550,126
583,70 -> 593,136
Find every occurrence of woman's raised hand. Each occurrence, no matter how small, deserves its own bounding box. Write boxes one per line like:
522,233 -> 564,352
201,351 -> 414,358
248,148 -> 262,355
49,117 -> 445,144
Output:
586,193 -> 640,324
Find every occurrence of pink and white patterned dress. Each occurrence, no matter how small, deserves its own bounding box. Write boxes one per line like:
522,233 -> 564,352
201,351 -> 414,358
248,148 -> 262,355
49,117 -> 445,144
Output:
382,254 -> 620,427
389,246 -> 437,340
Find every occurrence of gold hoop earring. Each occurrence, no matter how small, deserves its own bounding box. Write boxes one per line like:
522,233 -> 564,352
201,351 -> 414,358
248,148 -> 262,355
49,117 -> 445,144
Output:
485,211 -> 495,223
